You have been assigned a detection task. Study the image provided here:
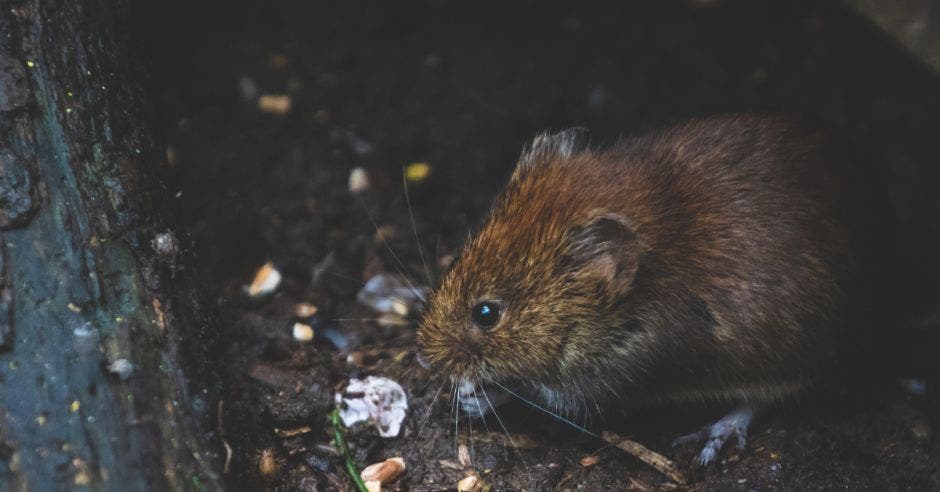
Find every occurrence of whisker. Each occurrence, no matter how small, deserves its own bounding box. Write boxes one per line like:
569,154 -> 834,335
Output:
466,403 -> 474,466
471,386 -> 493,436
321,270 -> 368,288
402,167 -> 434,286
490,381 -> 601,439
481,385 -> 535,482
328,316 -> 410,323
454,383 -> 460,460
407,379 -> 447,458
353,193 -> 427,303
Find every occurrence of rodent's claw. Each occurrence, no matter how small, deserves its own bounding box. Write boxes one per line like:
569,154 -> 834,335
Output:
672,406 -> 754,467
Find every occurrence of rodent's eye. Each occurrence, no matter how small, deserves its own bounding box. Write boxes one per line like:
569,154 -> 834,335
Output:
471,301 -> 501,329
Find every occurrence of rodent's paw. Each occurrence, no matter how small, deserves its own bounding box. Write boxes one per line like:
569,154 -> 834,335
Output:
672,406 -> 754,467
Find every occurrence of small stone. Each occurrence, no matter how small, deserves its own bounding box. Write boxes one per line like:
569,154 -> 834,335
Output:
152,232 -> 179,259
348,166 -> 371,193
292,322 -> 314,342
108,359 -> 134,380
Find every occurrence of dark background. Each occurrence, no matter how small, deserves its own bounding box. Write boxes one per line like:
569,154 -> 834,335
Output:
131,0 -> 939,489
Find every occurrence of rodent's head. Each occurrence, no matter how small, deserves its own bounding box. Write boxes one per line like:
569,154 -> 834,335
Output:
417,132 -> 643,392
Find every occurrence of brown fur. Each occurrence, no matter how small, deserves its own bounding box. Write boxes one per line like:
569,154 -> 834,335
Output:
417,114 -> 872,415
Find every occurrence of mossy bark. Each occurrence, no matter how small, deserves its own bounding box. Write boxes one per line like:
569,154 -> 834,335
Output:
0,0 -> 221,489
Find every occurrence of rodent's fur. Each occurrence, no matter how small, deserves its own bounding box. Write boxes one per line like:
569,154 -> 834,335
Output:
417,114 -> 879,417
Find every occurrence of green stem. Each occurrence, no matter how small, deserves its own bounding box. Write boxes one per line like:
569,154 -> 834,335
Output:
330,409 -> 369,492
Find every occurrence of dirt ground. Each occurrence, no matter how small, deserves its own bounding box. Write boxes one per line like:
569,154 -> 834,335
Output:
134,0 -> 939,489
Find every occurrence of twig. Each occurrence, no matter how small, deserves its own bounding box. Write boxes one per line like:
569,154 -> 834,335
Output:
329,409 -> 369,492
602,431 -> 687,485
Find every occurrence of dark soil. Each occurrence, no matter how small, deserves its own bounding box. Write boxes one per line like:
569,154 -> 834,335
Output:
133,0 -> 939,489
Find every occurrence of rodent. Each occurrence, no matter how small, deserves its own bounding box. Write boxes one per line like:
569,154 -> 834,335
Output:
416,113 -> 883,463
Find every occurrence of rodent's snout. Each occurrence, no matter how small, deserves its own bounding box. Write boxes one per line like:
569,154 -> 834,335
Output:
416,319 -> 490,381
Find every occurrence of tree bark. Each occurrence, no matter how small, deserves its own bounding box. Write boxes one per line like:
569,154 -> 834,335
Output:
0,0 -> 221,489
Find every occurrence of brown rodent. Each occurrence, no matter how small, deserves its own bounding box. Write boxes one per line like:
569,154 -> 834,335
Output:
416,113 -> 882,463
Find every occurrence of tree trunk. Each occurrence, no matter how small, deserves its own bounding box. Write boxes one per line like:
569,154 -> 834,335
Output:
0,0 -> 221,489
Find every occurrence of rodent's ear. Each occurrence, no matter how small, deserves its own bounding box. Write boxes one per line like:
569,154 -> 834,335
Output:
517,128 -> 590,168
569,211 -> 640,293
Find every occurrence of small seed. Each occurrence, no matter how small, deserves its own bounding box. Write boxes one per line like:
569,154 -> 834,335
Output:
257,94 -> 292,114
360,457 -> 406,483
457,472 -> 490,492
458,444 -> 471,467
247,262 -> 281,297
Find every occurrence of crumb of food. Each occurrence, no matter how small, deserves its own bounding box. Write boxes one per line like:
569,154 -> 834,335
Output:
405,162 -> 431,183
360,457 -> 406,483
348,166 -> 371,193
257,94 -> 292,114
246,261 -> 281,297
335,376 -> 408,437
292,322 -> 314,342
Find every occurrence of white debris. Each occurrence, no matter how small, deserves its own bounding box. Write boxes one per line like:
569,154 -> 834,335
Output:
348,166 -> 371,193
335,376 -> 408,437
108,359 -> 134,380
151,231 -> 179,259
356,274 -> 427,317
